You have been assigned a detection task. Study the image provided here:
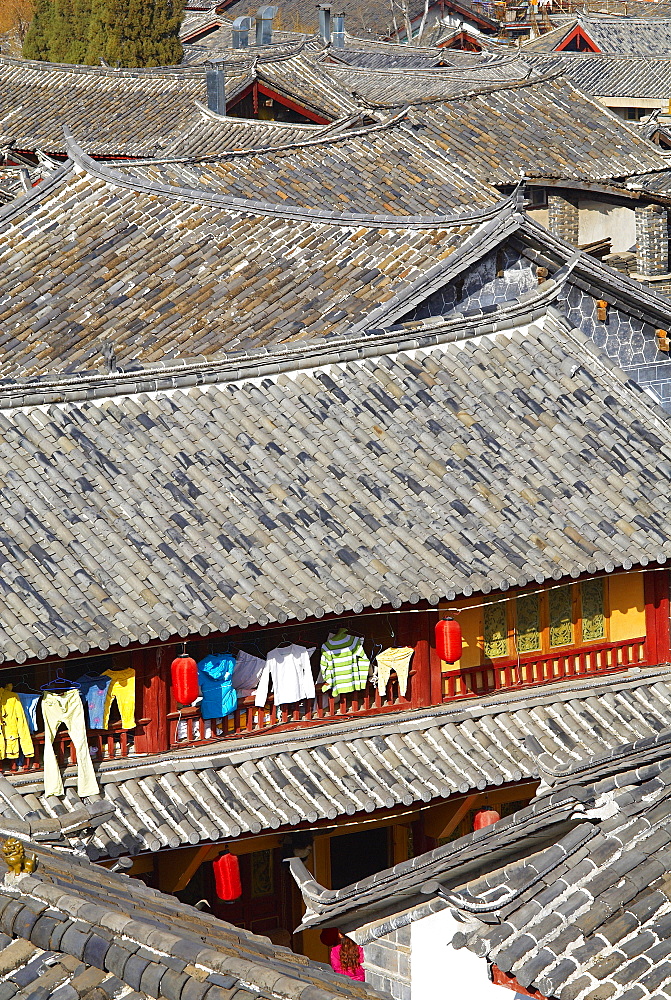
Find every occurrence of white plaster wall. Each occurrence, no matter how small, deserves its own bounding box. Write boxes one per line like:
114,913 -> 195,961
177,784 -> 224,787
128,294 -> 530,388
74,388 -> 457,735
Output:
410,908 -> 527,1000
526,207 -> 549,230
578,200 -> 636,252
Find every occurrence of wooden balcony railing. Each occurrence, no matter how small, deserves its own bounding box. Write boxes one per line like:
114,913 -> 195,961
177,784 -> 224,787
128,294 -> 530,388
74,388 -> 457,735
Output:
169,670 -> 416,747
443,637 -> 646,702
1,718 -> 148,775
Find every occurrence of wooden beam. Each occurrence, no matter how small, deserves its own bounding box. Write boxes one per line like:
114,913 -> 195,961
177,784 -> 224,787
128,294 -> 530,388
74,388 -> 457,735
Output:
157,844 -> 221,894
424,794 -> 479,841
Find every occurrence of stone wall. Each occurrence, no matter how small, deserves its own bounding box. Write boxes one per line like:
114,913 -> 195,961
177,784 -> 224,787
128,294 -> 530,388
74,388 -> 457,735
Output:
548,192 -> 579,245
361,924 -> 411,1000
635,204 -> 669,277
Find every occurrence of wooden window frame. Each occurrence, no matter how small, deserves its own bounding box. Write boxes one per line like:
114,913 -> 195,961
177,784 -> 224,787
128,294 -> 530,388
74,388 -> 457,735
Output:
485,580 -> 610,662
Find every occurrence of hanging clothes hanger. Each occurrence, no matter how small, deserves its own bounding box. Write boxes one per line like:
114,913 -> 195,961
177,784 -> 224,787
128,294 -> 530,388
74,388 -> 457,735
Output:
40,669 -> 80,692
330,626 -> 349,641
13,675 -> 40,693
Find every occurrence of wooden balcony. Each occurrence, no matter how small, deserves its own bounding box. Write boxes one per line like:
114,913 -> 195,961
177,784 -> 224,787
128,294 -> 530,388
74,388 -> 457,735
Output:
0,633 -> 652,772
443,637 -> 646,701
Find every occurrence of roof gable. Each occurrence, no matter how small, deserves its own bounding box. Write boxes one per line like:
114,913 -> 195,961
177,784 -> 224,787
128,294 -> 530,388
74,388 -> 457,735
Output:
556,24 -> 601,52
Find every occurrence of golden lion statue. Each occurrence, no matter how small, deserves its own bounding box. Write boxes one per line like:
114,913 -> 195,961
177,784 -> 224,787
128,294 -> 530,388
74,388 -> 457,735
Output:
2,838 -> 36,875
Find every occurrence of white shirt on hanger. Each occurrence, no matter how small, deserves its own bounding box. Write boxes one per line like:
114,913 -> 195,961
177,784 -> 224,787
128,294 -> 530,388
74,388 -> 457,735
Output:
254,644 -> 316,707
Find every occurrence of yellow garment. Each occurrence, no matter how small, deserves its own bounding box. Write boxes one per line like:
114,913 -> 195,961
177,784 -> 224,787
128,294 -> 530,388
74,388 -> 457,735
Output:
102,668 -> 136,729
0,685 -> 34,759
376,647 -> 414,697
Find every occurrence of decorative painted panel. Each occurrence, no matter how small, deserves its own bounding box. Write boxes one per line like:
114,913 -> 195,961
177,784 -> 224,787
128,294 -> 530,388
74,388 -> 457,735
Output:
251,850 -> 274,897
549,586 -> 573,647
516,594 -> 541,653
581,578 -> 606,642
484,601 -> 508,659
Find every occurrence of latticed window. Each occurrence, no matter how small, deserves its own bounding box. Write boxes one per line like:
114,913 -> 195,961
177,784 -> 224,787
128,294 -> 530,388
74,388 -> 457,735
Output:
484,600 -> 508,659
549,586 -> 573,648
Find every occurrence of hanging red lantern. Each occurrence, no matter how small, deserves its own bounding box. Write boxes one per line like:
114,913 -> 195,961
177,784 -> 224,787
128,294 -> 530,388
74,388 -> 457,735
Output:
171,654 -> 199,705
435,618 -> 462,664
473,808 -> 500,831
213,850 -> 242,901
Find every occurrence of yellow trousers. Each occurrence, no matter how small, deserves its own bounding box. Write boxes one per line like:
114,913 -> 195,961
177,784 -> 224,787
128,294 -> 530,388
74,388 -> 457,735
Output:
42,689 -> 99,798
102,668 -> 136,729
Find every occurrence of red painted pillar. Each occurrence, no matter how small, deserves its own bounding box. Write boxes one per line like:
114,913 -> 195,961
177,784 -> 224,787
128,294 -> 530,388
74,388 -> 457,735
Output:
644,569 -> 670,666
134,645 -> 171,754
397,611 -> 436,708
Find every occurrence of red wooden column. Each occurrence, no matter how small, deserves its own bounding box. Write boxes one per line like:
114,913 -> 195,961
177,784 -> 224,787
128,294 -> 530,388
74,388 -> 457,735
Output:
134,644 -> 171,755
397,611 -> 441,708
644,569 -> 670,666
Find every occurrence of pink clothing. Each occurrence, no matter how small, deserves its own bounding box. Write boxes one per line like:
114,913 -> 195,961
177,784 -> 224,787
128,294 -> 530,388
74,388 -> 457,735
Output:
330,945 -> 365,982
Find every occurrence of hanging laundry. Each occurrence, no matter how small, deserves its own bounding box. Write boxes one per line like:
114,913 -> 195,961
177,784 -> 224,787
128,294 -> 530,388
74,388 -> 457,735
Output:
77,673 -> 112,730
16,691 -> 40,735
197,653 -> 237,720
42,689 -> 99,798
254,645 -> 316,707
0,686 -> 34,759
320,633 -> 370,696
376,646 -> 414,696
102,668 -> 135,729
233,650 -> 266,699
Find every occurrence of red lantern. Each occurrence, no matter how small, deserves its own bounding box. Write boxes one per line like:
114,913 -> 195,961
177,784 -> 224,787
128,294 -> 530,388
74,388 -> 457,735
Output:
171,655 -> 199,705
213,851 -> 242,901
473,808 -> 500,831
435,618 -> 462,664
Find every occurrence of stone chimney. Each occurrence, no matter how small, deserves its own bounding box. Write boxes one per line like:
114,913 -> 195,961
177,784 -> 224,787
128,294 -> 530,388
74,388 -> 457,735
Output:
205,59 -> 226,115
255,5 -> 278,45
232,15 -> 252,47
318,4 -> 332,43
635,203 -> 670,278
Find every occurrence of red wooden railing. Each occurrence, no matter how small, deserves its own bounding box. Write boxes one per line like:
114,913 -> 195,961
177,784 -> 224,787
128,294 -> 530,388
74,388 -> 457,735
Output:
443,637 -> 646,701
169,670 -> 416,747
2,718 -> 148,774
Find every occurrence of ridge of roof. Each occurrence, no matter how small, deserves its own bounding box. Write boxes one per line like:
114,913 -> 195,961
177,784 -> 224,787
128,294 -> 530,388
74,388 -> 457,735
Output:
0,52 -> 206,79
64,127 -> 515,228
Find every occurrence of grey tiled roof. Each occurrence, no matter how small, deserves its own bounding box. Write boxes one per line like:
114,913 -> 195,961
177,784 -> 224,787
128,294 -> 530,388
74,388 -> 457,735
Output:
291,700 -> 671,1000
0,139 -> 507,377
164,106 -> 347,157
287,669 -> 671,933
0,842 -> 384,1000
0,56 -> 225,157
113,116 -> 497,214
443,736 -> 671,1000
6,667 -> 671,861
0,249 -> 669,659
320,54 -> 538,104
406,76 -> 670,182
522,14 -> 671,54
520,52 -> 671,100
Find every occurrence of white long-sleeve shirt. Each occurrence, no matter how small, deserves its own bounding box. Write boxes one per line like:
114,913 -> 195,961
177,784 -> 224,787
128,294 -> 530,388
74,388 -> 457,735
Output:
254,644 -> 316,707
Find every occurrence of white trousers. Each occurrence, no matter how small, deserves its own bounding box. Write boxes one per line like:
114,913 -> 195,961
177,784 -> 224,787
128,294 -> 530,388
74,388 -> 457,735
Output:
42,689 -> 99,798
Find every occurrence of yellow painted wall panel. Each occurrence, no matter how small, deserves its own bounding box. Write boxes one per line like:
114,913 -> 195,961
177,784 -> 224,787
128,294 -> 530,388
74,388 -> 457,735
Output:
608,572 -> 646,641
439,600 -> 483,670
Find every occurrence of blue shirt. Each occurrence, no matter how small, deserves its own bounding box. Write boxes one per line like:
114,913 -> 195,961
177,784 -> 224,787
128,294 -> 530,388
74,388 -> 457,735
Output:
197,654 -> 237,720
77,673 -> 112,729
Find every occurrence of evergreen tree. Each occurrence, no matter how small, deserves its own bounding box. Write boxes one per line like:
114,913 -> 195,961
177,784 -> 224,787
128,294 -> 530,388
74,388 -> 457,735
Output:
22,0 -> 53,60
86,0 -> 183,66
22,0 -> 182,66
